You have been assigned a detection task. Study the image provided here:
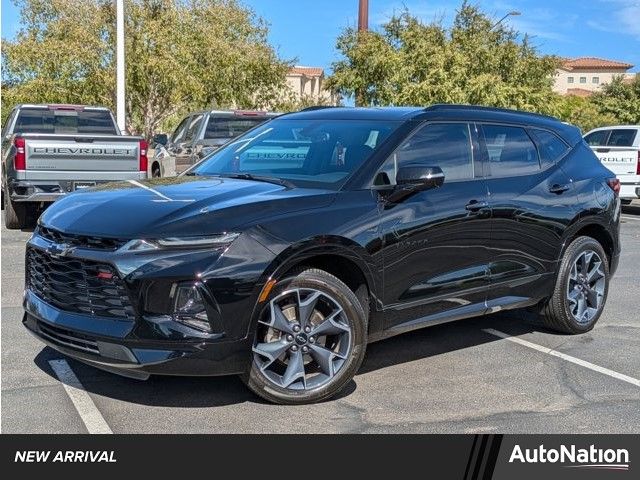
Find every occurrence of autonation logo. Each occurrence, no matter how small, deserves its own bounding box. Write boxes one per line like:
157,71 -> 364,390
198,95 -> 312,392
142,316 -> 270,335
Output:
509,444 -> 630,471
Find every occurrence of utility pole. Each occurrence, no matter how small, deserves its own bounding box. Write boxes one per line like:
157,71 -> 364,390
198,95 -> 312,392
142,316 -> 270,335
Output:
355,0 -> 369,107
115,0 -> 126,133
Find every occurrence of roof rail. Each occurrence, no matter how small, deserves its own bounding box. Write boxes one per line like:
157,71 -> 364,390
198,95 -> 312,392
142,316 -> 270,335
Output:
425,104 -> 559,122
298,106 -> 339,112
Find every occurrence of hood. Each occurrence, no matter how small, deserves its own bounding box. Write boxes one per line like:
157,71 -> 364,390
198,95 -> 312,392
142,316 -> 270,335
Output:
40,176 -> 336,238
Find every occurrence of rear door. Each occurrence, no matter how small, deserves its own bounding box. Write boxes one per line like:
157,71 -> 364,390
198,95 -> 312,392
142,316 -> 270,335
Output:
478,123 -> 576,308
585,128 -> 639,199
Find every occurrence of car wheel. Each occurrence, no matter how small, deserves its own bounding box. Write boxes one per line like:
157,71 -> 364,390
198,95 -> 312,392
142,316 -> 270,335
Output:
542,236 -> 609,334
4,193 -> 28,230
244,268 -> 367,404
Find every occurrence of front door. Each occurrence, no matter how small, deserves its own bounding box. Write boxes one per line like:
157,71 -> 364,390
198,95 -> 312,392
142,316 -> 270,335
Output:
376,122 -> 492,332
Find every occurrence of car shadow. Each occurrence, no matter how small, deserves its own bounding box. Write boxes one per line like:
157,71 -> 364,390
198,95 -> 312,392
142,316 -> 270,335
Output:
33,309 -> 549,408
622,203 -> 640,216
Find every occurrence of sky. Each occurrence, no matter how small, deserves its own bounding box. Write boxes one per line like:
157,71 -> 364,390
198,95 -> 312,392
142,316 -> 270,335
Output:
1,0 -> 639,74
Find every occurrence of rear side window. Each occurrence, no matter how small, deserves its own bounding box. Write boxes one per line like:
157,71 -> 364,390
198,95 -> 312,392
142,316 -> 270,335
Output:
584,130 -> 609,146
585,129 -> 638,147
530,129 -> 570,167
377,122 -> 474,185
204,117 -> 268,139
13,109 -> 117,135
480,124 -> 540,176
184,114 -> 204,142
607,129 -> 637,147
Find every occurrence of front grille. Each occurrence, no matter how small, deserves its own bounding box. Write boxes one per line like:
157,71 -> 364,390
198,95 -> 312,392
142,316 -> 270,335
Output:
26,246 -> 135,320
37,225 -> 126,250
37,321 -> 100,354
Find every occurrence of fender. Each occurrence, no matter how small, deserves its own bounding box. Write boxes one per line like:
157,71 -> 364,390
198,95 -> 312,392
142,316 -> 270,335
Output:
244,235 -> 384,341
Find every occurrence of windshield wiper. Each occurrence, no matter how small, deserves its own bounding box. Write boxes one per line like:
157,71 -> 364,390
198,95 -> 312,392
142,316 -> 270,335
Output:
218,173 -> 295,189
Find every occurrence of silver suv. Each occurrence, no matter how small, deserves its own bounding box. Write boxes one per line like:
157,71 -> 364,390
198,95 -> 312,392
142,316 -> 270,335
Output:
151,110 -> 279,176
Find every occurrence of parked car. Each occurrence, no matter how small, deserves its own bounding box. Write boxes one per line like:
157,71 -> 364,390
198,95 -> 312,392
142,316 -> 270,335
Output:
1,104 -> 147,229
150,109 -> 279,176
23,105 -> 620,404
584,125 -> 640,205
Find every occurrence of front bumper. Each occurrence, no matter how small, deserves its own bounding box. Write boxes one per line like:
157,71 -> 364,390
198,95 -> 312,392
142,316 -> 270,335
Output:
24,291 -> 252,379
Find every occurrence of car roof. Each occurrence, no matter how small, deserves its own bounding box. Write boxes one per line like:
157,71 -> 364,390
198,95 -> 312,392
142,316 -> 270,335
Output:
278,104 -> 581,144
188,109 -> 279,117
16,104 -> 111,111
585,125 -> 640,132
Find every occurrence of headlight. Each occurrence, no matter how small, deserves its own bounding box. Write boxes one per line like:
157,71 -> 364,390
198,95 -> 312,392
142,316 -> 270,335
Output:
120,233 -> 240,252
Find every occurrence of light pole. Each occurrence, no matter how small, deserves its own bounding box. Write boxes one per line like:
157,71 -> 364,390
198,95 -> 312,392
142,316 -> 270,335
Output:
491,10 -> 521,30
355,0 -> 369,107
115,0 -> 126,133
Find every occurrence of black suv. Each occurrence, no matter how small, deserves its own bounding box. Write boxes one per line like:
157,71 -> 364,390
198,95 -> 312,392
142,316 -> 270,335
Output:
24,105 -> 621,404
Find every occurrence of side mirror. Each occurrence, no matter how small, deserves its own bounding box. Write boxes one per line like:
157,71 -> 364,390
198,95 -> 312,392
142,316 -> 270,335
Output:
153,133 -> 168,146
383,165 -> 445,205
396,165 -> 445,191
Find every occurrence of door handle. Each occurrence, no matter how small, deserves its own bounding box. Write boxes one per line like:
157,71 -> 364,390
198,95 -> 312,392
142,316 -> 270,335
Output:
549,184 -> 570,194
465,200 -> 489,211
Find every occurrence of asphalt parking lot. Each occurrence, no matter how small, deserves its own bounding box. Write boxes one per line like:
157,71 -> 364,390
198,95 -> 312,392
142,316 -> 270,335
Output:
2,204 -> 639,434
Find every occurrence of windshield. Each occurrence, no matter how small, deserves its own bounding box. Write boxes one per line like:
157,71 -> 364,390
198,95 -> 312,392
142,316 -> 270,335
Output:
191,118 -> 401,189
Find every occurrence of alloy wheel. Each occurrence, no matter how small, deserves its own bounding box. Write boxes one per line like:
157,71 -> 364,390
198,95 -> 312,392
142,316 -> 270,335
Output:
566,250 -> 606,324
253,288 -> 352,391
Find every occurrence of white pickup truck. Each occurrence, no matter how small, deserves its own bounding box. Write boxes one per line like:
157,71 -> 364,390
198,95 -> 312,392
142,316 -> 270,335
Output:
1,104 -> 147,229
584,125 -> 640,205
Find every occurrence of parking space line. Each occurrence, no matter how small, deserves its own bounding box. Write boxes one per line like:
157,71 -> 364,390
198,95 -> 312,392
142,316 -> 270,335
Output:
48,359 -> 113,434
483,328 -> 640,388
621,215 -> 640,221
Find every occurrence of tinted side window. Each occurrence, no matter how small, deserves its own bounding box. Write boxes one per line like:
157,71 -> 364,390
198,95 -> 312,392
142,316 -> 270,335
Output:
376,123 -> 474,185
607,129 -> 637,147
184,114 -> 205,142
204,117 -> 266,139
584,130 -> 609,146
480,125 -> 540,176
171,116 -> 191,143
530,129 -> 570,167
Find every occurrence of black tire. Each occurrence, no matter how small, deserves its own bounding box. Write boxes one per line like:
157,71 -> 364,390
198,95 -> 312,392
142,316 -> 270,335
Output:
244,268 -> 367,405
4,193 -> 28,230
541,236 -> 609,334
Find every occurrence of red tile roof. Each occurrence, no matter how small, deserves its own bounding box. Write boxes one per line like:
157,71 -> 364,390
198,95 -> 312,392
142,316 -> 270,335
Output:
561,57 -> 633,70
566,88 -> 595,98
289,66 -> 324,76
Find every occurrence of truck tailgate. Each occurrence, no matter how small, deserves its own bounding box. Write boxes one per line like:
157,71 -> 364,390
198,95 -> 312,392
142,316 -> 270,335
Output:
592,146 -> 639,178
24,134 -> 141,178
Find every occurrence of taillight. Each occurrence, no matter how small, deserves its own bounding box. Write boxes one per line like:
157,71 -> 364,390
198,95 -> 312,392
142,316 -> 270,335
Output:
139,140 -> 148,172
607,178 -> 620,197
14,137 -> 26,170
636,150 -> 640,175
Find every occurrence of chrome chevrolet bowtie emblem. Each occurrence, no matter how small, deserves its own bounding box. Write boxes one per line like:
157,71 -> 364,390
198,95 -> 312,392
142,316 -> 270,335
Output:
47,242 -> 74,257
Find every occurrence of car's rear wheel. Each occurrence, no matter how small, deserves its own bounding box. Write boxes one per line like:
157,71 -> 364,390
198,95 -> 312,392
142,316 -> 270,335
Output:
4,192 -> 28,230
244,269 -> 367,404
542,236 -> 609,334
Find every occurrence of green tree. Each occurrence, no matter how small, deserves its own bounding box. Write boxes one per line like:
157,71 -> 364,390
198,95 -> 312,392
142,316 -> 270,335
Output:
2,0 -> 291,138
550,94 -> 617,133
591,75 -> 640,125
327,1 -> 559,113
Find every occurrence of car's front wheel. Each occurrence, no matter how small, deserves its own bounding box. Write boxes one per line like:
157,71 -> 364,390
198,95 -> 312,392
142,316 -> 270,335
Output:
542,236 -> 609,334
244,269 -> 367,404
